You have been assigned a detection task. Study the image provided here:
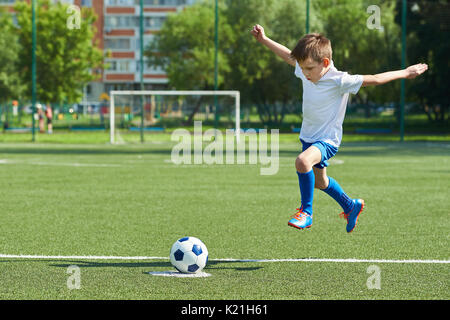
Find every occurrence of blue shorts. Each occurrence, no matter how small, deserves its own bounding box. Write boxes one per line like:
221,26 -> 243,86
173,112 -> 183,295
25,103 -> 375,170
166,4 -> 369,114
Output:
300,139 -> 339,169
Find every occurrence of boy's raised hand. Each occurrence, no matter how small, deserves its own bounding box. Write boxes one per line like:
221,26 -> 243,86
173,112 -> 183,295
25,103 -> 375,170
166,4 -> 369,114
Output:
250,24 -> 295,66
251,24 -> 267,42
405,63 -> 428,79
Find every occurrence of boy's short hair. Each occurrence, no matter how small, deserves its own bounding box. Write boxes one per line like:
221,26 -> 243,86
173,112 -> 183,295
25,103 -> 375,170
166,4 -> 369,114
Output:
290,33 -> 332,63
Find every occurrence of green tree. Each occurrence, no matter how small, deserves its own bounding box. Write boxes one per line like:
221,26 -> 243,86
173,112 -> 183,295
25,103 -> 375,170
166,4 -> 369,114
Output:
147,0 -> 405,125
400,0 -> 449,123
148,0 -> 312,125
147,1 -> 233,90
146,1 -> 234,124
14,0 -> 103,104
316,0 -> 402,116
225,0 -> 309,125
0,9 -> 25,102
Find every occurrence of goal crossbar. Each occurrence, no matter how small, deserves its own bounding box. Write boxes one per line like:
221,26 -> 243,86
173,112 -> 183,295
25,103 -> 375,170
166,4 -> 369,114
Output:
109,90 -> 240,144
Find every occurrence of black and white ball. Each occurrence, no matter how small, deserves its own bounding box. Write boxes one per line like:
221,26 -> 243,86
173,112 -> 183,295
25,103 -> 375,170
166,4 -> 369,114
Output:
170,236 -> 209,273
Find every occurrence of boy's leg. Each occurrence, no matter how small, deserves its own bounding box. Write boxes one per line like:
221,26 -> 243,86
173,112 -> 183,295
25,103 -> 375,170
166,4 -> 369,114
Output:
312,166 -> 329,190
316,168 -> 365,233
317,170 -> 354,214
295,145 -> 322,215
289,146 -> 322,229
313,166 -> 354,213
295,145 -> 322,174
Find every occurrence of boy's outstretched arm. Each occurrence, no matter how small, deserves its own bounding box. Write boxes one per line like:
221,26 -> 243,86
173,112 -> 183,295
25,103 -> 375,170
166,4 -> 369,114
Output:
362,63 -> 428,87
251,24 -> 296,67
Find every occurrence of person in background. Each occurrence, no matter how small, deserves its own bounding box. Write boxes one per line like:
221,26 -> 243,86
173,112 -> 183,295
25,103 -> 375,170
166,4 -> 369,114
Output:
45,103 -> 53,134
37,104 -> 45,133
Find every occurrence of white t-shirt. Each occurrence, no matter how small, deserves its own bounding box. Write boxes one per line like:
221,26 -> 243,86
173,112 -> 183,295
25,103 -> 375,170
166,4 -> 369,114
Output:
294,60 -> 363,147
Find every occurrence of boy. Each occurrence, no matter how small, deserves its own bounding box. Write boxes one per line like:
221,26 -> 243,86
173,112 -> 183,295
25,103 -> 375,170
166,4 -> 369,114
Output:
251,24 -> 428,232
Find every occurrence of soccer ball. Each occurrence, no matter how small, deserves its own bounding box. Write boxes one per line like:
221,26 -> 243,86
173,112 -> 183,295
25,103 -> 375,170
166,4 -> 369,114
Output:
170,236 -> 209,273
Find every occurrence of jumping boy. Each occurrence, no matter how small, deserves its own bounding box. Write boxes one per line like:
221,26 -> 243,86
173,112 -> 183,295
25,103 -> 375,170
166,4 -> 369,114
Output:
251,24 -> 428,232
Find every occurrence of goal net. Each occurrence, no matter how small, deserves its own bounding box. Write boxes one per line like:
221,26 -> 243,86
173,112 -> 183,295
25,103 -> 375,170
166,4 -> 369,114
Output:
109,90 -> 241,144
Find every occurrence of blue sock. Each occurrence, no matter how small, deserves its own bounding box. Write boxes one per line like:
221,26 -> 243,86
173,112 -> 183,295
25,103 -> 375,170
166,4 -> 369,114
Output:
297,170 -> 315,215
321,176 -> 354,213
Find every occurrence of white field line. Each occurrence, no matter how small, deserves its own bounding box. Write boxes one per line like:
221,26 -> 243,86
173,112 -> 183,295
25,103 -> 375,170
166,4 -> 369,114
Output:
0,254 -> 166,260
0,159 -> 121,167
0,254 -> 448,264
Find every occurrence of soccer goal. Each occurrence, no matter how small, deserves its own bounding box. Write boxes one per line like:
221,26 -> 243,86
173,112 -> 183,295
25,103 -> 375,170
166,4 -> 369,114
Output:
109,90 -> 241,144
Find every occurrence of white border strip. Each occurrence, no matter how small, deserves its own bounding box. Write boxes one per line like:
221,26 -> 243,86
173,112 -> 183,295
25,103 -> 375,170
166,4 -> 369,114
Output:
0,254 -> 448,264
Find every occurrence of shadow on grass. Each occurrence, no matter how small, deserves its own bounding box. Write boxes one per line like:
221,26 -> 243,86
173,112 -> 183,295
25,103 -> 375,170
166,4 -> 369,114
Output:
1,259 -> 264,272
280,141 -> 450,157
0,141 -> 448,158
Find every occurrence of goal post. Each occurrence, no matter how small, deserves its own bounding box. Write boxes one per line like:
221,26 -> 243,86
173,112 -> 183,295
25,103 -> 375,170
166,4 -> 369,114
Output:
109,90 -> 241,144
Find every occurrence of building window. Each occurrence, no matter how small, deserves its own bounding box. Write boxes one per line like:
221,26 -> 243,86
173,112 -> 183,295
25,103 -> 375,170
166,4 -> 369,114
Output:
53,0 -> 74,4
105,38 -> 133,50
104,0 -> 189,6
107,60 -> 133,72
105,16 -> 140,28
105,0 -> 135,6
105,16 -> 166,29
81,0 -> 92,7
145,16 -> 166,29
136,60 -> 163,73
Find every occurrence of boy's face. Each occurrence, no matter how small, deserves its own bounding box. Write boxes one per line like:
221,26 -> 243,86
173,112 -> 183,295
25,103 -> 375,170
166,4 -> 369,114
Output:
298,57 -> 330,83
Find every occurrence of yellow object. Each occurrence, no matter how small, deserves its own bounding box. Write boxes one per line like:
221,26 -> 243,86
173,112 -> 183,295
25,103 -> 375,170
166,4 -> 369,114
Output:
99,93 -> 110,101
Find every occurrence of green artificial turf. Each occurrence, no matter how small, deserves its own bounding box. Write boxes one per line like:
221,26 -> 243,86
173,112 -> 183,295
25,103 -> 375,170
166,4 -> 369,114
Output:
0,138 -> 448,299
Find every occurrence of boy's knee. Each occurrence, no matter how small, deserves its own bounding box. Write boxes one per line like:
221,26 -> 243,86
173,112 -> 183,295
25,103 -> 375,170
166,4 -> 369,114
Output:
295,154 -> 310,172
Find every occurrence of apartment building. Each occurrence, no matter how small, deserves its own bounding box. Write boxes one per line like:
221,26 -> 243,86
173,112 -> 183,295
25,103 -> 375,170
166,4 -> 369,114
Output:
0,0 -> 196,102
